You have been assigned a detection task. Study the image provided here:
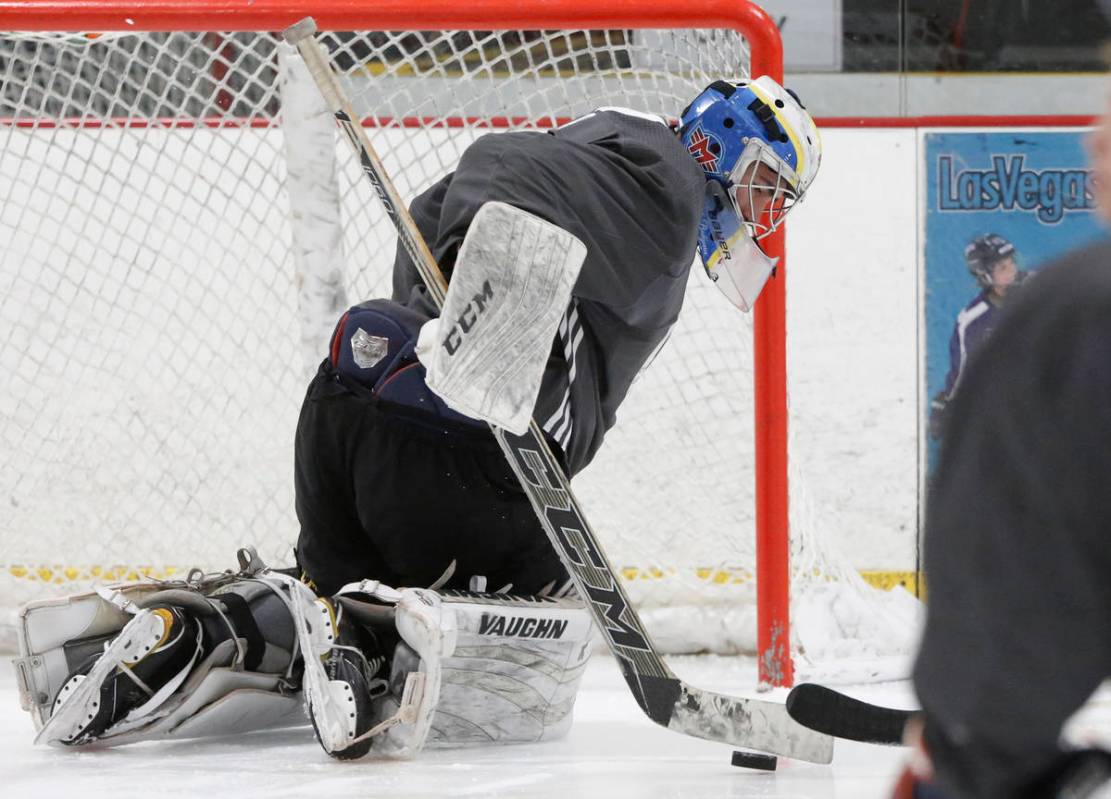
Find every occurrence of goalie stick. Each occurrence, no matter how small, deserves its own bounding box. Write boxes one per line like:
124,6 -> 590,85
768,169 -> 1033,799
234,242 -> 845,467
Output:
282,17 -> 833,765
786,683 -> 921,746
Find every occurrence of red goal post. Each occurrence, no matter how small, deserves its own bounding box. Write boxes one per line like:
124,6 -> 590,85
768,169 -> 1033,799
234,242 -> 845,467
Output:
0,0 -> 792,686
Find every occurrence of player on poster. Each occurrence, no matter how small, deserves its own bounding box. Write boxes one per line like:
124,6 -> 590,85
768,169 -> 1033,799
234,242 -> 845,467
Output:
928,233 -> 1029,439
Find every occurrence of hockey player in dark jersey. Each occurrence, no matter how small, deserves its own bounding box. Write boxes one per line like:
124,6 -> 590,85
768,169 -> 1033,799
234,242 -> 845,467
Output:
24,78 -> 821,759
929,233 -> 1029,440
893,240 -> 1111,799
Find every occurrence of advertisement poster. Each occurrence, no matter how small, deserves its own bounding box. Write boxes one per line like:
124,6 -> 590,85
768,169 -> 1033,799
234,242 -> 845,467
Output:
923,130 -> 1106,477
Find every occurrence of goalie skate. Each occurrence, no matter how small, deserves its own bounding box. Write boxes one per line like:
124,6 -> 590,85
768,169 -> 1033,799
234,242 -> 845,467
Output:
267,574 -> 406,758
271,574 -> 445,760
37,604 -> 202,746
18,549 -> 307,748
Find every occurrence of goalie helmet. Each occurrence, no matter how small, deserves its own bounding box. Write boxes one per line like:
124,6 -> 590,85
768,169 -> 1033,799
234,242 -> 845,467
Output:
680,76 -> 821,241
679,76 -> 821,311
964,233 -> 1017,288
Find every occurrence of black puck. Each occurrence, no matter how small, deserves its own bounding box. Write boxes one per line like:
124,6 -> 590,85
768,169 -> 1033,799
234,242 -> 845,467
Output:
731,750 -> 778,771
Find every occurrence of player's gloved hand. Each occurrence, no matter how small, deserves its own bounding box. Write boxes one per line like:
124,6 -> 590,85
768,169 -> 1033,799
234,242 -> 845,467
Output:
928,392 -> 949,441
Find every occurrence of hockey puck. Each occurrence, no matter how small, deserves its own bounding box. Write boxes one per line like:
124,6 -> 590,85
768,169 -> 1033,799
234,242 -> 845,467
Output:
731,750 -> 778,771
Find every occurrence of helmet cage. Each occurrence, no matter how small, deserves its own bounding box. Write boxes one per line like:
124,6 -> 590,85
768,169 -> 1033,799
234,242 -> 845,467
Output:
727,138 -> 801,241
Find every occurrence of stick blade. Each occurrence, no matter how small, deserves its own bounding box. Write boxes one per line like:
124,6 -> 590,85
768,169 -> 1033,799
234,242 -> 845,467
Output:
282,17 -> 318,46
786,683 -> 918,746
667,682 -> 835,763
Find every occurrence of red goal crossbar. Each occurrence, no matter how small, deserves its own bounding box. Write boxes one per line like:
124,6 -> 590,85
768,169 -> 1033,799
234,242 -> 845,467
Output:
0,0 -> 792,686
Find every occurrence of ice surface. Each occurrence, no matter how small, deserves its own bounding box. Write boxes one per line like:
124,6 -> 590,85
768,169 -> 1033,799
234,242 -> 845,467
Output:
6,648 -> 1109,798
0,652 -> 913,799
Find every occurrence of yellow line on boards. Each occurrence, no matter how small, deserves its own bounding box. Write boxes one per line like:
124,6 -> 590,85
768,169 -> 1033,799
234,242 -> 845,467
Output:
5,565 -> 924,598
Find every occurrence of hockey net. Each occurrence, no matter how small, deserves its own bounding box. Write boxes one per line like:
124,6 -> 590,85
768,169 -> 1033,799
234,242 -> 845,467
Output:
0,1 -> 915,678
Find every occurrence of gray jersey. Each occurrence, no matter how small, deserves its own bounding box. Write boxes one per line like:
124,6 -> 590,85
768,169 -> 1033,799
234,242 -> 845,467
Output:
392,110 -> 705,474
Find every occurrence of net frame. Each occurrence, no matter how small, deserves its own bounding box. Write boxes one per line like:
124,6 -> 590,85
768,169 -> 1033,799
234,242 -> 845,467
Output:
0,0 -> 793,685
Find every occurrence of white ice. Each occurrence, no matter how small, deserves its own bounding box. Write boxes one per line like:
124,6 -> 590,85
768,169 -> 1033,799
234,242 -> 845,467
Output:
5,649 -> 1109,799
0,652 -> 915,799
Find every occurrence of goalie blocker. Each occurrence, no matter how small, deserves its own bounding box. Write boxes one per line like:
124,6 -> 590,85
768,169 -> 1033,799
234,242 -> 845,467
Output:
16,550 -> 594,758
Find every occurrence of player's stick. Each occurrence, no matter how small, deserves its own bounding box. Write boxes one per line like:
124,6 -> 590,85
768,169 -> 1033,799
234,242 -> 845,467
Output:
282,17 -> 833,765
786,683 -> 920,745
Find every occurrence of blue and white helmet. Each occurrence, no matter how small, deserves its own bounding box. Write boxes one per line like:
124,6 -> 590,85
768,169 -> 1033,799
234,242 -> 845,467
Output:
679,76 -> 821,310
680,76 -> 821,241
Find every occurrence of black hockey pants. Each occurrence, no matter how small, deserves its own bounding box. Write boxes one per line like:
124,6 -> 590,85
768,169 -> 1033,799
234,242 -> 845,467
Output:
294,302 -> 568,597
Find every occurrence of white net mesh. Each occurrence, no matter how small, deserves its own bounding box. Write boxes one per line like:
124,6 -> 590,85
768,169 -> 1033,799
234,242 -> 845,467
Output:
0,26 -> 916,666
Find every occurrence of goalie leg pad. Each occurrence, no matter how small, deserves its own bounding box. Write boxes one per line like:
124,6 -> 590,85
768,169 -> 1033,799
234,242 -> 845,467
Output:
38,604 -> 203,746
422,591 -> 594,748
19,556 -> 306,747
368,589 -> 593,755
283,580 -> 593,760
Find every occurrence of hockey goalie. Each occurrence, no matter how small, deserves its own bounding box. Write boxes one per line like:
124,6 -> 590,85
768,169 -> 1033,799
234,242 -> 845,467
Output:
15,75 -> 820,759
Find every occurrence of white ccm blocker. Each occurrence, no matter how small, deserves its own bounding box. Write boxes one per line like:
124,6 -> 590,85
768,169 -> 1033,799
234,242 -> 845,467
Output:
14,548 -> 595,757
415,200 -> 587,435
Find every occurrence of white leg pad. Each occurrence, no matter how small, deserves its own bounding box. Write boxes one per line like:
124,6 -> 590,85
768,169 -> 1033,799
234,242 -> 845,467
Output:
382,590 -> 594,753
19,573 -> 308,748
16,584 -> 163,730
17,555 -> 311,751
372,587 -> 457,757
